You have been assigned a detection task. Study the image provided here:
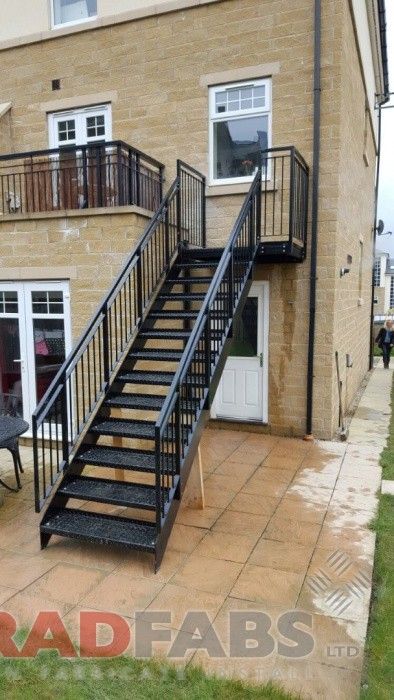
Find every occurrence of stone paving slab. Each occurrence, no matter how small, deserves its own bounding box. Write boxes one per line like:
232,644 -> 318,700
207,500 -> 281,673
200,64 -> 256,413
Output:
0,363 -> 390,698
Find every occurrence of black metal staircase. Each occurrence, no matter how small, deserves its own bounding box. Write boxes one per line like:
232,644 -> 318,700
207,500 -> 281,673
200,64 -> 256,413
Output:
33,150 -> 309,571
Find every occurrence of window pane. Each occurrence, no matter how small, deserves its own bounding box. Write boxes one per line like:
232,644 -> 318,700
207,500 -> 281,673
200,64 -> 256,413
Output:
229,297 -> 258,357
53,0 -> 97,26
34,319 -> 66,405
57,119 -> 76,142
32,291 -> 64,315
0,318 -> 23,417
213,115 -> 268,180
86,114 -> 105,138
214,83 -> 266,115
0,291 -> 18,314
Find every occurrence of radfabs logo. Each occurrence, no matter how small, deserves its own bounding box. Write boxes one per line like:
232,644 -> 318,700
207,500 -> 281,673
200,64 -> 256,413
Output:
0,610 -> 314,659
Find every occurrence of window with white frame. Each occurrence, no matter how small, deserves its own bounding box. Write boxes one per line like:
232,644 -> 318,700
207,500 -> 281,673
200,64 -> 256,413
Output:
209,79 -> 271,185
52,0 -> 97,28
374,259 -> 381,287
48,105 -> 112,148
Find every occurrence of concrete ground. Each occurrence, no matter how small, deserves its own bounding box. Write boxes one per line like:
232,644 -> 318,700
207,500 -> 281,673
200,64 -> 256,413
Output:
0,362 -> 390,699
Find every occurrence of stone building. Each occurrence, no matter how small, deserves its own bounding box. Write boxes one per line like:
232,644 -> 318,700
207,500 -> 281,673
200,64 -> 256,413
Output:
0,0 -> 389,440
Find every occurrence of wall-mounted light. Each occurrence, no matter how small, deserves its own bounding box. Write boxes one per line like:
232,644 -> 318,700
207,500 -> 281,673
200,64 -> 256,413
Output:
346,353 -> 353,368
340,267 -> 350,277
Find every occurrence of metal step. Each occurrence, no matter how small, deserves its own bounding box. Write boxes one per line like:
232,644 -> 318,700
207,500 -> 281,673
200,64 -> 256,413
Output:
117,370 -> 175,385
166,277 -> 213,285
40,508 -> 156,552
139,329 -> 191,340
174,262 -> 219,269
181,247 -> 224,261
149,311 -> 199,319
76,444 -> 157,472
104,393 -> 165,411
158,293 -> 206,301
128,348 -> 206,362
58,474 -> 163,510
90,418 -> 160,440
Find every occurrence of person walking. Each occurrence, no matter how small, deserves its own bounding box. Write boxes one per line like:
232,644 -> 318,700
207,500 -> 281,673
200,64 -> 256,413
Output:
376,320 -> 394,369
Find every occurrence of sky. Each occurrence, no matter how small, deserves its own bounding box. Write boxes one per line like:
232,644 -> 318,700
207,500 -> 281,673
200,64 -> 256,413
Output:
377,1 -> 394,254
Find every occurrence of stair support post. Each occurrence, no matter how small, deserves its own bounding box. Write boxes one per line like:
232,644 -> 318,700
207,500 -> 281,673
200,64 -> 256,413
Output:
61,370 -> 69,468
155,425 -> 162,534
102,304 -> 111,387
176,162 -> 182,245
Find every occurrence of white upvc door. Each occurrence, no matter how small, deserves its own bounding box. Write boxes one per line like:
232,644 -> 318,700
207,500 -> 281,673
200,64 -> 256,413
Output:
0,282 -> 71,428
212,281 -> 269,423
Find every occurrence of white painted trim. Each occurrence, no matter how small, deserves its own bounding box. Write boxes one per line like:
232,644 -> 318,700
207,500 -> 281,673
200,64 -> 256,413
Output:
50,0 -> 97,30
208,78 -> 272,187
211,280 -> 269,423
48,103 -> 112,148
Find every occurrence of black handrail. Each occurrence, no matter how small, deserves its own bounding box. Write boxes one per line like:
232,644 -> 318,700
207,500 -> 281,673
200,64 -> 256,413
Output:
32,160 -> 206,512
0,141 -> 164,214
154,168 -> 262,528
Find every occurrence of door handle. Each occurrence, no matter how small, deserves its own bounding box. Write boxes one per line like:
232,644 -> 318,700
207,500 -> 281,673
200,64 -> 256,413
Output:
259,353 -> 263,367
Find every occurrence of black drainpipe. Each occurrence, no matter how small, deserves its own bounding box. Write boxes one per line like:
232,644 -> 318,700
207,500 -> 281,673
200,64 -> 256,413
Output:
305,0 -> 321,438
369,103 -> 382,370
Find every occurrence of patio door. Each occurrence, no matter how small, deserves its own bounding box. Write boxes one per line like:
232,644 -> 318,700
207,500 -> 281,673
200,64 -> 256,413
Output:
0,282 -> 71,426
212,282 -> 269,422
48,104 -> 112,209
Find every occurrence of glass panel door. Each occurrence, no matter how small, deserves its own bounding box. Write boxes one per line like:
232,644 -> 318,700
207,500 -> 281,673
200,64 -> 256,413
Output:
0,290 -> 24,417
0,282 -> 71,429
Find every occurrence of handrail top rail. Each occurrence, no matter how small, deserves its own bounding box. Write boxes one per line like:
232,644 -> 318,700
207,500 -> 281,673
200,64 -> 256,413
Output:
262,146 -> 309,173
156,168 -> 262,430
177,159 -> 206,181
0,140 -> 164,171
32,175 -> 179,421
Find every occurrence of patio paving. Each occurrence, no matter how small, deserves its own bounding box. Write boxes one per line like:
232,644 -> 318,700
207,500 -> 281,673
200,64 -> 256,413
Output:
0,362 -> 389,699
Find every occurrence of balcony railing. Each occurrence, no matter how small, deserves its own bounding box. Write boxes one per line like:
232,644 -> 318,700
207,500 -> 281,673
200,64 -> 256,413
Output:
0,141 -> 164,215
260,146 -> 309,259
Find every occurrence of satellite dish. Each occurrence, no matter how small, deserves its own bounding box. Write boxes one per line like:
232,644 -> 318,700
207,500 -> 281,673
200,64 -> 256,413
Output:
377,219 -> 385,235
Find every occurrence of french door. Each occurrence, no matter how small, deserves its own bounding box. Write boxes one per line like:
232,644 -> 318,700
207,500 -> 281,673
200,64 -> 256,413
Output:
212,282 -> 269,422
0,282 -> 71,427
48,104 -> 113,209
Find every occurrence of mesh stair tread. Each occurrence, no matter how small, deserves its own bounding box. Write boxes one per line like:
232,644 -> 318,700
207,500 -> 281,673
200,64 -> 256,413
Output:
149,311 -> 199,319
128,349 -> 184,361
117,370 -> 175,385
165,277 -> 213,284
40,509 -> 156,551
75,444 -> 157,471
91,418 -> 160,440
104,393 -> 165,410
58,475 -> 163,509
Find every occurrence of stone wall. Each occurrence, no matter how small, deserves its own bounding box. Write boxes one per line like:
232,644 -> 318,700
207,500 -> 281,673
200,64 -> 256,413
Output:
0,0 -> 379,437
0,208 -> 150,340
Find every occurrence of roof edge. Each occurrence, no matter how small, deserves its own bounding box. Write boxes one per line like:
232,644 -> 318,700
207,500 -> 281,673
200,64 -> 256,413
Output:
377,0 -> 390,103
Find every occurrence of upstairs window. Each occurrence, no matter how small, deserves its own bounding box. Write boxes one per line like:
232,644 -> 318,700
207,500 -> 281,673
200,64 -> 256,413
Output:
52,0 -> 97,28
48,105 -> 111,147
209,78 -> 271,185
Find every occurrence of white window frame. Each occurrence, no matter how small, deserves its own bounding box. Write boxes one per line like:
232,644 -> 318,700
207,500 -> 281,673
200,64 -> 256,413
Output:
209,78 -> 272,187
51,0 -> 97,30
48,104 -> 112,148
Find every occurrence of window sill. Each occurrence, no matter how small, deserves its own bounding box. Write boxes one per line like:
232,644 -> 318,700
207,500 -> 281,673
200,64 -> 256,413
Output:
206,182 -> 276,197
51,16 -> 97,31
